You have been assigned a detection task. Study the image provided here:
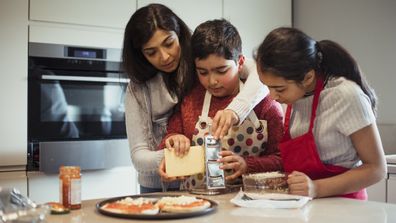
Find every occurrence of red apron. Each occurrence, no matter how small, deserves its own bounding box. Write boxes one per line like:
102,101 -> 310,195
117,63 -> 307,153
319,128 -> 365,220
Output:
280,78 -> 367,200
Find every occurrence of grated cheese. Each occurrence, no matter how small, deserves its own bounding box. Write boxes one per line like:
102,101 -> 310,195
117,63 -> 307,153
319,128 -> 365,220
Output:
158,195 -> 200,206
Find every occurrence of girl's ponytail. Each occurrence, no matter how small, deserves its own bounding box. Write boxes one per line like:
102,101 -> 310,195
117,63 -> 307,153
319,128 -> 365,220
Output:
318,40 -> 377,116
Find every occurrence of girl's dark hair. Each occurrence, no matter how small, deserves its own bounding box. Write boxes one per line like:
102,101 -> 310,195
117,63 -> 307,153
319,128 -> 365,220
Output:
256,27 -> 377,115
122,3 -> 195,100
191,19 -> 242,62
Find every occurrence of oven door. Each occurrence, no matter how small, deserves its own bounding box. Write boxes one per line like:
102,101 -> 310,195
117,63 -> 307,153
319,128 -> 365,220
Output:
28,68 -> 129,142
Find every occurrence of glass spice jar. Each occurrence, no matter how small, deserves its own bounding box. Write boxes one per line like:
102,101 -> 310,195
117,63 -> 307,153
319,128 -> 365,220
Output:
59,166 -> 81,210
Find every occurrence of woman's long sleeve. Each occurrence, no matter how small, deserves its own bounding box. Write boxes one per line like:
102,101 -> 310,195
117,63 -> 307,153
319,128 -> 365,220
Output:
125,88 -> 164,175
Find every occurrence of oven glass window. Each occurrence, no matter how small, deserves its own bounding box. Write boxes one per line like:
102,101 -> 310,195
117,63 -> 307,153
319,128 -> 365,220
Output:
30,78 -> 127,141
37,81 -> 126,140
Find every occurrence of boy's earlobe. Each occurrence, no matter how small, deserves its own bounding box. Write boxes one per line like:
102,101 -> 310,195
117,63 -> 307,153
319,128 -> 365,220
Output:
238,55 -> 245,70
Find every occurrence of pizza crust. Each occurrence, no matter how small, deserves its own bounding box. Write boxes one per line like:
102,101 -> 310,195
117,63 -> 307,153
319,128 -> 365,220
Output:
101,205 -> 160,215
160,200 -> 211,213
157,196 -> 211,213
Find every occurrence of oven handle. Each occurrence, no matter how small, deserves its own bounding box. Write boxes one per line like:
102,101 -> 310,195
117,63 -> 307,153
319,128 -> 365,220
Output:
41,75 -> 130,83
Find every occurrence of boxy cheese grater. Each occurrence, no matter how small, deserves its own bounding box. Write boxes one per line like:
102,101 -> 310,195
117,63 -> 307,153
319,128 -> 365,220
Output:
204,135 -> 226,189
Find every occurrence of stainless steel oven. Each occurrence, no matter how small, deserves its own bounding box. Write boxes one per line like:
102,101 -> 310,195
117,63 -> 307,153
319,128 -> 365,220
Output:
27,43 -> 131,173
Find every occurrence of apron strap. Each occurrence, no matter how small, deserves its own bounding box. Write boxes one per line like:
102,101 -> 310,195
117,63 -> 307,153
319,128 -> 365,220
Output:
283,78 -> 325,135
201,90 -> 212,119
201,80 -> 261,128
308,78 -> 324,132
284,105 -> 292,134
247,110 -> 261,129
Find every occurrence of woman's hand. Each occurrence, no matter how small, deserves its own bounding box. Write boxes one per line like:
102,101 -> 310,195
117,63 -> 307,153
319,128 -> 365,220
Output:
287,171 -> 317,198
218,150 -> 247,180
165,134 -> 190,157
158,158 -> 186,182
211,109 -> 239,139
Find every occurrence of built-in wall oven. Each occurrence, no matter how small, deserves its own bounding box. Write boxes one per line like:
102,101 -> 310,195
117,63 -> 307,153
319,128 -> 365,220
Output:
27,43 -> 132,173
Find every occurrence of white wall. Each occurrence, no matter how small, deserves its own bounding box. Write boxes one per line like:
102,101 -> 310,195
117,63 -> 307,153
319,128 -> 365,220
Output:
293,0 -> 396,125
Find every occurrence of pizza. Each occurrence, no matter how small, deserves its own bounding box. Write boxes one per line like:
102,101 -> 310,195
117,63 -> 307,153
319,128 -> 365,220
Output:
101,195 -> 211,215
156,195 -> 211,213
101,197 -> 159,215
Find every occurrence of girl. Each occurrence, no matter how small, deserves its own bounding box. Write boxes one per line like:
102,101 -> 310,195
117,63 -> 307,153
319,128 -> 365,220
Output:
123,4 -> 268,193
255,27 -> 386,200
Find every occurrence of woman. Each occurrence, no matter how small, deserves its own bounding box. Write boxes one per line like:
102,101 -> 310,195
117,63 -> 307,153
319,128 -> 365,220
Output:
123,4 -> 268,193
255,27 -> 386,200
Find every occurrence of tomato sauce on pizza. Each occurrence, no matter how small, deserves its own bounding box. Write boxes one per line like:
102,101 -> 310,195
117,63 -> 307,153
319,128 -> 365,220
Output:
101,197 -> 159,215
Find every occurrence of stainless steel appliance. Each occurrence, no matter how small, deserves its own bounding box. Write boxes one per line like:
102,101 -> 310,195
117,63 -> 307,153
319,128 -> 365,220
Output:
27,43 -> 131,173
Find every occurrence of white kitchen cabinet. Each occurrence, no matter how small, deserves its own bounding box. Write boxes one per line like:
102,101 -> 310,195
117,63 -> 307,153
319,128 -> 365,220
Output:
28,166 -> 138,204
29,22 -> 125,49
137,0 -> 222,30
138,0 -> 291,58
0,0 -> 28,169
0,171 -> 28,197
29,0 -> 135,29
224,0 -> 292,57
366,177 -> 387,202
29,0 -> 132,48
387,174 -> 396,204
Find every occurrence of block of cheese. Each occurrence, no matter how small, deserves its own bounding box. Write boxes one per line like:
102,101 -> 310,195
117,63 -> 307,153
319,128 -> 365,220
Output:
164,146 -> 205,177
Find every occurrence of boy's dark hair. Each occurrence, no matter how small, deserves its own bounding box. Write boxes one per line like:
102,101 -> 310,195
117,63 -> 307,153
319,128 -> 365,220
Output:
191,19 -> 242,62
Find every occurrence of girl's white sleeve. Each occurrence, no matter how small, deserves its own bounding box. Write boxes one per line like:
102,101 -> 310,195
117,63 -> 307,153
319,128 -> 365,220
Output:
226,58 -> 269,125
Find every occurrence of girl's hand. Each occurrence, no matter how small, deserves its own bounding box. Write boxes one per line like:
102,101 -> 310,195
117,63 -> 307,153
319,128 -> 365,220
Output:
158,158 -> 186,182
287,171 -> 317,198
165,134 -> 190,157
218,150 -> 247,180
212,109 -> 239,139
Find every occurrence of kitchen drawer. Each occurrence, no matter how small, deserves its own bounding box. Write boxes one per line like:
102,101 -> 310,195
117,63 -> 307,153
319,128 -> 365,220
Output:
367,177 -> 386,202
0,171 -> 28,197
387,174 -> 396,204
28,166 -> 138,204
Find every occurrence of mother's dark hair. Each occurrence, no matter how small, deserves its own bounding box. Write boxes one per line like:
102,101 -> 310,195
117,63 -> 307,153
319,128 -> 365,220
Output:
256,27 -> 377,115
122,4 -> 195,100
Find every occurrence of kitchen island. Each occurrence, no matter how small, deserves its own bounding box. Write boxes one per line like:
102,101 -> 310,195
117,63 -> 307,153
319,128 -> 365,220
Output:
46,192 -> 396,223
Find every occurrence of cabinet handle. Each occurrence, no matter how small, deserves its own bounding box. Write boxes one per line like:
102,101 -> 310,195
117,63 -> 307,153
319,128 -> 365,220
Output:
41,75 -> 130,83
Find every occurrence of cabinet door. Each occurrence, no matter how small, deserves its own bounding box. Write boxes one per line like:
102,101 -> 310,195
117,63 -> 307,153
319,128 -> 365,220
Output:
366,177 -> 387,202
29,22 -> 125,49
0,172 -> 28,197
224,0 -> 292,57
28,167 -> 137,203
388,174 -> 396,204
137,0 -> 222,30
30,0 -> 135,29
0,0 -> 28,168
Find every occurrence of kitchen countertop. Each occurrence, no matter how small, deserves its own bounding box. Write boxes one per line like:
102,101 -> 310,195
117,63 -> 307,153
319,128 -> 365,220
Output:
388,164 -> 396,174
386,154 -> 396,174
46,192 -> 396,223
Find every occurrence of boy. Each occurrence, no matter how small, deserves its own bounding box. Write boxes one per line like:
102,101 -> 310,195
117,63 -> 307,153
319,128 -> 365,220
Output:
158,19 -> 283,190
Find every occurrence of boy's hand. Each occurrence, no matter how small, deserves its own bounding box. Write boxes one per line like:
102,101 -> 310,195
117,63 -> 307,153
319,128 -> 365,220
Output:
158,158 -> 186,182
287,171 -> 317,198
218,150 -> 247,180
165,134 -> 190,157
212,109 -> 239,139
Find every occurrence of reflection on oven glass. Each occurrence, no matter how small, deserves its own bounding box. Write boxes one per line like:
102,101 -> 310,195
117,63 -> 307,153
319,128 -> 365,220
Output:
41,81 -> 79,138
